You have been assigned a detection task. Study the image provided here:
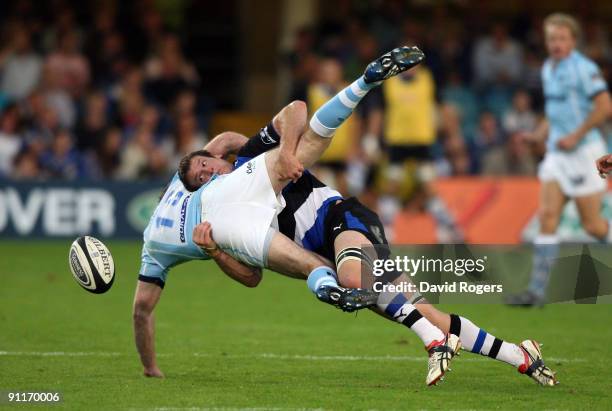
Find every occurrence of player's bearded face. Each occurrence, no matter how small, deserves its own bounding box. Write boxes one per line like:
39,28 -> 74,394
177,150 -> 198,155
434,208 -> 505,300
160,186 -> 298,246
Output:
545,24 -> 575,61
187,155 -> 233,189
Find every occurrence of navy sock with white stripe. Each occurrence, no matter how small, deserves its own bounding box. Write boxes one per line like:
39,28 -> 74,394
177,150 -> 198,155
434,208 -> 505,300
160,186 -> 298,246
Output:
450,314 -> 524,368
309,76 -> 378,138
379,292 -> 444,348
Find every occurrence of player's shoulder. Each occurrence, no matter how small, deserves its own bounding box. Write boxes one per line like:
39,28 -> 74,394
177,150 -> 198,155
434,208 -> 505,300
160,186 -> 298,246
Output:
570,50 -> 599,71
165,172 -> 187,193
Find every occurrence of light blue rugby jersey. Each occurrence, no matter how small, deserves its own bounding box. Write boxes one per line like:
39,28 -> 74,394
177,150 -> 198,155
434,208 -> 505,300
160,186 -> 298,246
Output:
542,50 -> 608,152
139,172 -> 216,287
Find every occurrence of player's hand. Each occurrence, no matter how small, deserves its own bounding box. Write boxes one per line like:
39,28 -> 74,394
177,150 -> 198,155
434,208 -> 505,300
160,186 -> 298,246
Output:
596,154 -> 612,178
144,366 -> 164,378
556,132 -> 581,151
277,154 -> 304,182
515,131 -> 538,144
193,222 -> 219,256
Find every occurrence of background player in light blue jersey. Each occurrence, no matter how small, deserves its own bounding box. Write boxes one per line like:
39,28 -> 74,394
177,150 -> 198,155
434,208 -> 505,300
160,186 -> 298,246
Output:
506,13 -> 611,306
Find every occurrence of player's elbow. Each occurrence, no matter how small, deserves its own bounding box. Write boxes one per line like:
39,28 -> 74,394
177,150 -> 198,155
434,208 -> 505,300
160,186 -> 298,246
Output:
244,269 -> 262,288
594,91 -> 612,117
288,100 -> 307,112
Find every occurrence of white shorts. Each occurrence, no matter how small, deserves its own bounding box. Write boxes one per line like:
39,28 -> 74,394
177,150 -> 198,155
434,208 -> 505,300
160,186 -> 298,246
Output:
538,139 -> 607,198
200,153 -> 282,267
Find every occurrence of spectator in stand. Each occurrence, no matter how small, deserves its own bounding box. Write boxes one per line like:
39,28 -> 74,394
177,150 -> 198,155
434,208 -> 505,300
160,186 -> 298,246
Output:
21,91 -> 61,154
522,48 -> 544,108
582,20 -> 611,63
437,103 -> 470,176
0,104 -> 23,176
117,127 -> 167,179
41,7 -> 83,53
162,112 -> 207,170
472,111 -> 504,174
113,67 -> 146,133
84,5 -> 124,88
0,25 -> 42,100
502,90 -> 538,136
139,104 -> 163,142
284,27 -> 318,102
441,71 -> 479,142
473,23 -> 524,117
144,33 -> 199,106
11,148 -> 41,179
90,127 -> 122,179
39,129 -> 85,179
44,29 -> 90,99
473,23 -> 524,88
75,91 -> 110,152
130,5 -> 166,61
476,109 -> 536,176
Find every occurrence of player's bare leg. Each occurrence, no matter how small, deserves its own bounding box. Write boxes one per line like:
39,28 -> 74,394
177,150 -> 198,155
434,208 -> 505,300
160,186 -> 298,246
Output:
266,230 -> 330,279
326,230 -> 459,386
575,191 -> 609,239
506,180 -> 566,306
266,230 -> 376,311
326,229 -> 557,386
132,281 -> 164,378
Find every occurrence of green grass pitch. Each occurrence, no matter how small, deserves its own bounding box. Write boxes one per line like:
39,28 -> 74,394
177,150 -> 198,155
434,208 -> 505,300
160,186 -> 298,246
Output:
0,240 -> 610,410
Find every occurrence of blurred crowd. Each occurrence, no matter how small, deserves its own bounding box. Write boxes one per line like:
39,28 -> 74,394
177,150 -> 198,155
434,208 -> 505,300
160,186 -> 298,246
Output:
0,0 -> 610,195
0,1 -> 209,181
279,2 -> 611,237
284,2 -> 612,208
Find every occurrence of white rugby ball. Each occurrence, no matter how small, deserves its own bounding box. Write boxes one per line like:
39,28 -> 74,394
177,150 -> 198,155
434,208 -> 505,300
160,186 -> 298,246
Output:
68,236 -> 115,294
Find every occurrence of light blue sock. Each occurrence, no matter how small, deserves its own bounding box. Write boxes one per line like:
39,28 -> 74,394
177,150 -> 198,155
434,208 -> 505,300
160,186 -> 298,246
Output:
307,266 -> 338,293
527,235 -> 560,298
309,76 -> 378,138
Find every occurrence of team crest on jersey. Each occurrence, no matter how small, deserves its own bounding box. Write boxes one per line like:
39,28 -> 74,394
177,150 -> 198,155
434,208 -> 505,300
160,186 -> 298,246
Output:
259,127 -> 277,145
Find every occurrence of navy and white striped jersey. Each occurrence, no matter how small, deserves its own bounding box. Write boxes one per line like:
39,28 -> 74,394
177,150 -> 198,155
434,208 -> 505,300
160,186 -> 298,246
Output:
234,123 -> 342,254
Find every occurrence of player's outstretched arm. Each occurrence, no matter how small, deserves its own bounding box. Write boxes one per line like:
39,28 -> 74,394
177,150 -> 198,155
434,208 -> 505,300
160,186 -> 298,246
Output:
132,281 -> 164,378
193,222 -> 262,287
203,131 -> 249,159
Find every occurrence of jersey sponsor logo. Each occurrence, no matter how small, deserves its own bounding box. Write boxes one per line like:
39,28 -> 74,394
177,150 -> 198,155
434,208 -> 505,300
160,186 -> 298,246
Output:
246,161 -> 254,174
260,127 -> 277,145
179,194 -> 191,243
570,175 -> 585,186
545,93 -> 566,101
370,225 -> 385,244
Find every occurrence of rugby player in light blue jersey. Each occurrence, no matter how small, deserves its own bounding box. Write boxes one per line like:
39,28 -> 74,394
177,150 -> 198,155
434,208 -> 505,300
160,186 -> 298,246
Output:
506,13 -> 611,307
132,46 -> 466,385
